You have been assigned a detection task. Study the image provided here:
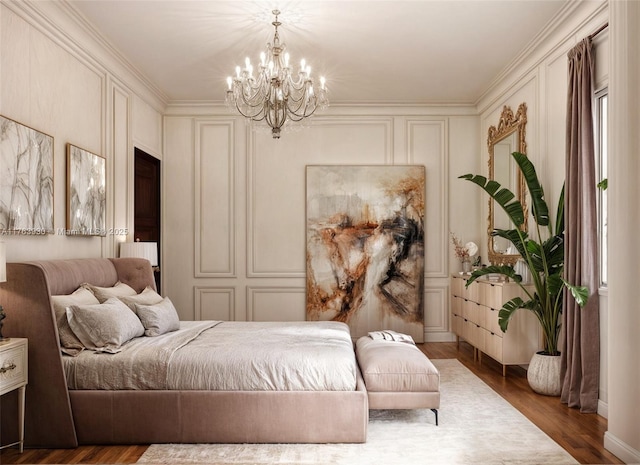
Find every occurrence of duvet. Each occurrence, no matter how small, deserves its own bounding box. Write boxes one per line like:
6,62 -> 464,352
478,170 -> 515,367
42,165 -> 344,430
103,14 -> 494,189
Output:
62,320 -> 357,391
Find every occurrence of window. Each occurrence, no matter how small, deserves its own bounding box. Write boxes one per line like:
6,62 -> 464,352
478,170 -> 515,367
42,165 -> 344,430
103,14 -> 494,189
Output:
595,88 -> 608,286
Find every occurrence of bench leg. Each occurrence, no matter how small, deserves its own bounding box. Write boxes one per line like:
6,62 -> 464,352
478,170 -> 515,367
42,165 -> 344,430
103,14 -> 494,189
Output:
431,408 -> 439,426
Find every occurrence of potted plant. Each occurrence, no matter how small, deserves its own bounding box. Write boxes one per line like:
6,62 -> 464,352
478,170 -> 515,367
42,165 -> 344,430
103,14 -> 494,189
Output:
460,151 -> 588,395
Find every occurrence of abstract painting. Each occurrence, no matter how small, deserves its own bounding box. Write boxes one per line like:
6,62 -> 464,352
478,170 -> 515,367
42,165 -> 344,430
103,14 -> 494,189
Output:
67,144 -> 106,236
306,165 -> 425,341
0,115 -> 54,233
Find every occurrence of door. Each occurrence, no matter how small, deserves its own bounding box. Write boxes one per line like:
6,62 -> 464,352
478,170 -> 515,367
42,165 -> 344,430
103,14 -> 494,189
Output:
134,147 -> 161,291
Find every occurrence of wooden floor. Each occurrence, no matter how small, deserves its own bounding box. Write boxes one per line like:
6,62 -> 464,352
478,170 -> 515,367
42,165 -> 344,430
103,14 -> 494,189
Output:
0,341 -> 622,464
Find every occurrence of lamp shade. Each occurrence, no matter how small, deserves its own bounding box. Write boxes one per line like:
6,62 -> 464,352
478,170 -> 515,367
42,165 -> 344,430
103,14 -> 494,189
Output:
0,242 -> 6,283
119,241 -> 158,267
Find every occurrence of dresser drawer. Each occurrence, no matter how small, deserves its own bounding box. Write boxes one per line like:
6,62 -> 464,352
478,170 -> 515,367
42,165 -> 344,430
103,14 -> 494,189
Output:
483,329 -> 504,363
462,299 -> 484,327
0,340 -> 28,395
483,305 -> 503,335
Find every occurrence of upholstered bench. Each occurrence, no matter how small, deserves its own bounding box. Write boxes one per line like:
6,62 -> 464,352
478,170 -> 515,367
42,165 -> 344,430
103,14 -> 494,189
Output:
355,336 -> 440,425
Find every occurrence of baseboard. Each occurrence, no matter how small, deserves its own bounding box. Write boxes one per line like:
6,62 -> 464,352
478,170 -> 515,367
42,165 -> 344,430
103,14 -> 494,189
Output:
424,331 -> 457,343
604,431 -> 640,464
597,399 -> 608,419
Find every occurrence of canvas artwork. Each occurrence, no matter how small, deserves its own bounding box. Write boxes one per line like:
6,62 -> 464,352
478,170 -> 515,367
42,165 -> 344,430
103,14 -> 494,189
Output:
67,144 -> 106,236
0,115 -> 54,233
306,165 -> 425,342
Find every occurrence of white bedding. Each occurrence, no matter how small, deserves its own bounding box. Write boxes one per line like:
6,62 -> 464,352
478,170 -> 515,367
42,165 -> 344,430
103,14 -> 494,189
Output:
62,320 -> 357,391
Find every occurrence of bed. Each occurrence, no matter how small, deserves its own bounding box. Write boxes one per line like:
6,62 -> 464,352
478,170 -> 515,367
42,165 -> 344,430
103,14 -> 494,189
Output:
0,258 -> 368,448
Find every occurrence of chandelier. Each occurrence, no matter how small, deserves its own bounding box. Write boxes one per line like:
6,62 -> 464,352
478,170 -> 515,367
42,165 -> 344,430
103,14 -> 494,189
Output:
225,10 -> 328,139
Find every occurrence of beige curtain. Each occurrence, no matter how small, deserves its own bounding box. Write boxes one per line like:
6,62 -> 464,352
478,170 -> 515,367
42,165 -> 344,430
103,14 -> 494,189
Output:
561,38 -> 600,413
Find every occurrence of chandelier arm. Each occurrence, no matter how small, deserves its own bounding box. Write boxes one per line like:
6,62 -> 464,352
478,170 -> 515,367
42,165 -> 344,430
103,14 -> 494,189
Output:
286,96 -> 319,119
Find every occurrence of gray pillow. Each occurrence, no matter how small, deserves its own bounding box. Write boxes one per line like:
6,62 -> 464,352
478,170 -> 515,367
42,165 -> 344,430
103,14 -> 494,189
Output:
119,287 -> 163,311
135,297 -> 180,337
81,281 -> 137,303
67,297 -> 145,353
52,287 -> 100,356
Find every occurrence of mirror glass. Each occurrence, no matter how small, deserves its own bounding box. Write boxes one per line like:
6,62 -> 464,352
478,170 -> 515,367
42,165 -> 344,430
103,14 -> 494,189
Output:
487,103 -> 527,266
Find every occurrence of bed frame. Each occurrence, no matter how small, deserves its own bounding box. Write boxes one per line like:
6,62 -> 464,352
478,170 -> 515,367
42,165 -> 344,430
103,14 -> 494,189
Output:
0,258 -> 368,447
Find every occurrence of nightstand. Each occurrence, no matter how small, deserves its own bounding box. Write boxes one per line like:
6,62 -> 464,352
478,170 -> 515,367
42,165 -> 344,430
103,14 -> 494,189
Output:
0,338 -> 28,452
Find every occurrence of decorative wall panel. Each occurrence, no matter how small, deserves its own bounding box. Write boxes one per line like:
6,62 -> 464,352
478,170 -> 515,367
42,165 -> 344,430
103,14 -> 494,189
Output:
424,285 -> 449,333
194,120 -> 235,277
248,287 -> 306,322
407,119 -> 447,278
195,287 -> 234,321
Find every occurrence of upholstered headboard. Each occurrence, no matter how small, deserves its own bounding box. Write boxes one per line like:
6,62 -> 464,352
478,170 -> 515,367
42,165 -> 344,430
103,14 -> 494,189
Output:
0,258 -> 156,448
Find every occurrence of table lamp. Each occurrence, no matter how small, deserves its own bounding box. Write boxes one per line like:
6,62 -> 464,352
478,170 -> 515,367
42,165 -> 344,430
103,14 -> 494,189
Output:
119,240 -> 158,267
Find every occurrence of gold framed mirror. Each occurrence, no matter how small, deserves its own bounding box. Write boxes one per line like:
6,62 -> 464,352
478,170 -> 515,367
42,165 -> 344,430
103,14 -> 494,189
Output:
487,103 -> 527,266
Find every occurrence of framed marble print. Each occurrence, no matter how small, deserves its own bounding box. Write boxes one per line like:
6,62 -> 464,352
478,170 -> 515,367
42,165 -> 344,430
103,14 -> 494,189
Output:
66,144 -> 106,236
306,165 -> 425,342
0,115 -> 54,233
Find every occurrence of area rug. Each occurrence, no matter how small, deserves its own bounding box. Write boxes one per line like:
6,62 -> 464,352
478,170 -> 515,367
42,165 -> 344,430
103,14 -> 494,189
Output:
137,359 -> 578,465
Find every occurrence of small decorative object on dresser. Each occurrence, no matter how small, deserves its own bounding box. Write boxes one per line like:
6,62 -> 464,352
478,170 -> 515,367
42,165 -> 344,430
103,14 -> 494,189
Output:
0,338 -> 28,452
450,233 -> 478,274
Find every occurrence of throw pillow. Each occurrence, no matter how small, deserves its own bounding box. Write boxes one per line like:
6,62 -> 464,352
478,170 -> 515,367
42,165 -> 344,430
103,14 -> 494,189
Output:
67,297 -> 145,353
51,287 -> 100,356
135,297 -> 180,337
119,287 -> 163,312
82,281 -> 137,303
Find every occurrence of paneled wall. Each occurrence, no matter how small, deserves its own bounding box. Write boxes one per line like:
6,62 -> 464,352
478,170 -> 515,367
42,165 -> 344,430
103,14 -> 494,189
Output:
0,1 -> 164,261
163,108 -> 481,341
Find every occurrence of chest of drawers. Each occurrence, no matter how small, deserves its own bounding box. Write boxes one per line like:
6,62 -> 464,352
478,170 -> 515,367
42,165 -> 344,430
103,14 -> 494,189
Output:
451,275 -> 540,375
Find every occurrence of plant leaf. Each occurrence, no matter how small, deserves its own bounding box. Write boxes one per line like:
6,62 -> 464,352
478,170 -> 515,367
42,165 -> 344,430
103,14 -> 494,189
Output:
466,265 -> 522,287
498,297 -> 525,332
563,279 -> 589,307
459,174 -> 525,227
555,184 -> 565,236
511,152 -> 550,227
491,228 -> 528,257
546,273 -> 564,297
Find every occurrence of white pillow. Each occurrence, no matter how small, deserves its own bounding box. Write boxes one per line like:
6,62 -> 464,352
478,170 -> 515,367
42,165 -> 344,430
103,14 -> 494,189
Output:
67,297 -> 145,353
135,297 -> 180,337
118,287 -> 163,311
51,287 -> 100,356
81,281 -> 137,303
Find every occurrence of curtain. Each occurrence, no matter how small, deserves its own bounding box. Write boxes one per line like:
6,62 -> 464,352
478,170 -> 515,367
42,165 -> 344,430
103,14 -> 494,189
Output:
561,38 -> 600,413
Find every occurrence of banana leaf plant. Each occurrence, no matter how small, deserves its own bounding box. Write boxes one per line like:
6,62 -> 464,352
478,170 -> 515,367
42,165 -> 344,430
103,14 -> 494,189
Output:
459,152 -> 588,356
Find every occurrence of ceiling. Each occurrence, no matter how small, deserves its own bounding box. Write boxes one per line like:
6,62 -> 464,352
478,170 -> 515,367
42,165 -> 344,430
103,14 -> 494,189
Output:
68,0 -> 570,105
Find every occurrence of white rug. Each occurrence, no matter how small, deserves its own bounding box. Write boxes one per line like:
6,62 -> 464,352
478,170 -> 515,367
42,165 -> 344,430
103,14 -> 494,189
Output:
137,359 -> 578,465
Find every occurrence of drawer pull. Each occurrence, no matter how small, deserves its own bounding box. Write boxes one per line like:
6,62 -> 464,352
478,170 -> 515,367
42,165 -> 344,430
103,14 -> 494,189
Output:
0,363 -> 17,374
